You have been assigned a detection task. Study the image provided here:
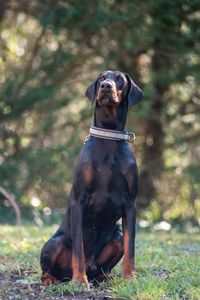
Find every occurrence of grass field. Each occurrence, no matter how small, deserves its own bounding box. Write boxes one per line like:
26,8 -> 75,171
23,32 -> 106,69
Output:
0,225 -> 199,300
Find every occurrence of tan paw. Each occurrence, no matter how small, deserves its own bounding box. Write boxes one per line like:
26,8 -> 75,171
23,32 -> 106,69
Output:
42,272 -> 60,287
72,273 -> 89,288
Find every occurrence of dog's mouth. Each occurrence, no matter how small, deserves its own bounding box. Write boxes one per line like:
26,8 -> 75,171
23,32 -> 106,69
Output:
96,90 -> 120,106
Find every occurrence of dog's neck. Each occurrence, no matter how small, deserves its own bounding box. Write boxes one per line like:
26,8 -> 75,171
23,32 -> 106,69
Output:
93,100 -> 128,131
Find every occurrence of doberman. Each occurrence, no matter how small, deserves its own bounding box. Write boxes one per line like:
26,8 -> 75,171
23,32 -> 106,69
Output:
40,70 -> 143,287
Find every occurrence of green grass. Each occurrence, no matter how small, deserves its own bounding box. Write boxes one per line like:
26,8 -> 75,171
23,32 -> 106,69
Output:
0,225 -> 199,299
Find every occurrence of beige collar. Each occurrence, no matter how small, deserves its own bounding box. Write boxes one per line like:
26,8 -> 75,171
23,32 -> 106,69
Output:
89,126 -> 135,143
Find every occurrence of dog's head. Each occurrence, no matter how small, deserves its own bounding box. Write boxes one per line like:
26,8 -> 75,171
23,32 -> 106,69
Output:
85,70 -> 144,106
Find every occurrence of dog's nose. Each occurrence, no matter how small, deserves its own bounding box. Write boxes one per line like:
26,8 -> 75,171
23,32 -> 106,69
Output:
100,81 -> 112,90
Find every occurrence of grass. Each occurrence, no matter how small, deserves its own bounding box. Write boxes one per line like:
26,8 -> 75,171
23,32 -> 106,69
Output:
0,225 -> 199,299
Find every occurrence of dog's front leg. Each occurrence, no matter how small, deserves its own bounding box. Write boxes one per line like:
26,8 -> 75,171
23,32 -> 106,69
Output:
70,200 -> 89,287
122,203 -> 136,278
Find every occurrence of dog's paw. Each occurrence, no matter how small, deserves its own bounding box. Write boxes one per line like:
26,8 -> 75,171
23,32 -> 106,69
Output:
42,272 -> 60,287
122,259 -> 135,278
122,270 -> 136,279
72,273 -> 89,288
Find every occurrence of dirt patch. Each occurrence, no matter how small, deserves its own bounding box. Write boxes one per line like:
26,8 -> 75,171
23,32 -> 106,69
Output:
0,272 -> 115,300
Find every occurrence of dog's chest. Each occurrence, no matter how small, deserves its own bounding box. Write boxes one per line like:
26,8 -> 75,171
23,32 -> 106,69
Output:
84,156 -> 130,210
79,140 -> 136,209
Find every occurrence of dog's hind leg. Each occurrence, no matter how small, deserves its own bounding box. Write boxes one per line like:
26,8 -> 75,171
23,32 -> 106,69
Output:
40,233 -> 72,286
88,226 -> 123,282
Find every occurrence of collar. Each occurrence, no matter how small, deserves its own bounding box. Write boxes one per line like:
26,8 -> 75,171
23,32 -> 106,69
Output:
87,126 -> 135,143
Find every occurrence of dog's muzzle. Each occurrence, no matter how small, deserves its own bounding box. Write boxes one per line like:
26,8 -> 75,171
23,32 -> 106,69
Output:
97,80 -> 119,105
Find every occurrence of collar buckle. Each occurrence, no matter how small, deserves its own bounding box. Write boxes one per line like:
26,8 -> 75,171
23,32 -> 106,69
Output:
127,132 -> 135,143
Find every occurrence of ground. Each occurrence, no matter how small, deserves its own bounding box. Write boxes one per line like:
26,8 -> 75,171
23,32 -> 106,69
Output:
0,225 -> 199,300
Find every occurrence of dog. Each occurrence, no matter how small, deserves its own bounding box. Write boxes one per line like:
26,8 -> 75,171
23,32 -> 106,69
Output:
40,70 -> 143,287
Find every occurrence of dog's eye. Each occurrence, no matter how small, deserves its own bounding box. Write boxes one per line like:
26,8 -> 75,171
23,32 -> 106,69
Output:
117,76 -> 124,84
99,76 -> 105,81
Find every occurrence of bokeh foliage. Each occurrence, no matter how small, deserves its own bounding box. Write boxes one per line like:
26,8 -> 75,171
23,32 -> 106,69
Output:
0,0 -> 200,225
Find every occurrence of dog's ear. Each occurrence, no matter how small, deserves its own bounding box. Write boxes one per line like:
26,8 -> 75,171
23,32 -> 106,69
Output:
85,78 -> 98,103
124,73 -> 144,106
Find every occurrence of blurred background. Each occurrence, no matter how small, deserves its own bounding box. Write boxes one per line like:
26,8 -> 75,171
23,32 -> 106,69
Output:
0,0 -> 199,229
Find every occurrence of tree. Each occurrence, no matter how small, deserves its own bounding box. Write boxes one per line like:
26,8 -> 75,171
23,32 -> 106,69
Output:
0,0 -> 199,224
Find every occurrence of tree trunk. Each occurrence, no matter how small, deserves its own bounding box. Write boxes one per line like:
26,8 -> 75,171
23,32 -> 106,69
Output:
137,49 -> 169,208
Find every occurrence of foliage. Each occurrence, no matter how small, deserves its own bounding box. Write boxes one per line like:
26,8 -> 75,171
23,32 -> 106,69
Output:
0,225 -> 199,299
0,1 -> 200,224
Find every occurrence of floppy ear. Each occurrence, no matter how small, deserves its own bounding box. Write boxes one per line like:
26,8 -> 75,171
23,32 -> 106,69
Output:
85,78 -> 98,103
125,73 -> 144,106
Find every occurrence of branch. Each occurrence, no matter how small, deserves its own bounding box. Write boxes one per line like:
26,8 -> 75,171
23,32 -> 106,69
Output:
0,186 -> 22,226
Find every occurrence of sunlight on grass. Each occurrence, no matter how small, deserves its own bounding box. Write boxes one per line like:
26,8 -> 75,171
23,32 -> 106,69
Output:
0,225 -> 55,274
0,225 -> 199,299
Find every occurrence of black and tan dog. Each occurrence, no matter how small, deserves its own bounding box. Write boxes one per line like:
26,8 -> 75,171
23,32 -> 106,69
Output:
40,70 -> 143,287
